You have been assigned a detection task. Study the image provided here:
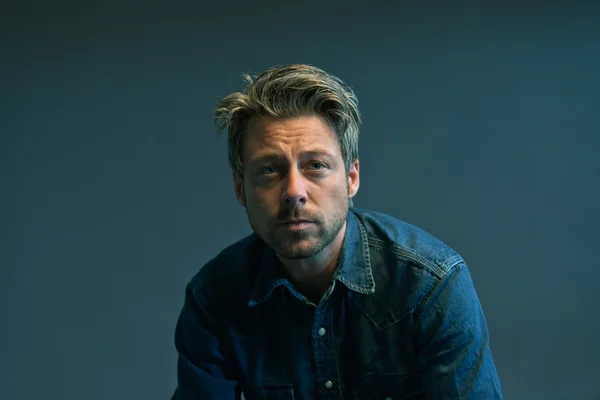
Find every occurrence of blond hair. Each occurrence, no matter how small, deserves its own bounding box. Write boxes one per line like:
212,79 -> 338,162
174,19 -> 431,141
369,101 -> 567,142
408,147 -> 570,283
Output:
214,64 -> 361,179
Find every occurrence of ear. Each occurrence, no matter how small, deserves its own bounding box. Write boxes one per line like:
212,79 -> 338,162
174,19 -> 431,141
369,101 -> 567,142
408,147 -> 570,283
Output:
232,171 -> 246,207
347,159 -> 360,199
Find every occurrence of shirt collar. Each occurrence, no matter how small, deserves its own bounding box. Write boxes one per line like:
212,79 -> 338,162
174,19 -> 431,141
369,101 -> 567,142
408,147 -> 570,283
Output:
248,209 -> 375,307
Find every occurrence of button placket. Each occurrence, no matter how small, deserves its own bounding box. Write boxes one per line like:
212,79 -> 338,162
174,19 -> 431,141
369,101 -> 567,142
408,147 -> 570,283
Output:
312,292 -> 340,398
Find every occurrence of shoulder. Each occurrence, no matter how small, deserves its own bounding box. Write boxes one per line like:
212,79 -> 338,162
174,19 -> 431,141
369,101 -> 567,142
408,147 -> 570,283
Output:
185,233 -> 264,306
351,208 -> 464,279
347,208 -> 475,330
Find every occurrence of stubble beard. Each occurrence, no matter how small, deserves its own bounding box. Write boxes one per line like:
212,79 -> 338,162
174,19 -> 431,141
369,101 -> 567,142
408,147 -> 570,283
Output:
272,209 -> 347,260
244,196 -> 349,260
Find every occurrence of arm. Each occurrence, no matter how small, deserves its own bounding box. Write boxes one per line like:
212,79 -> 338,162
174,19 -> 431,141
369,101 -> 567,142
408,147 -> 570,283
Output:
171,283 -> 240,400
416,262 -> 503,399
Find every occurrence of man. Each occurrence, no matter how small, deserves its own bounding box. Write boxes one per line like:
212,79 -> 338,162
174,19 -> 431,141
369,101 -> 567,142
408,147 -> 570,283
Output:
171,64 -> 503,399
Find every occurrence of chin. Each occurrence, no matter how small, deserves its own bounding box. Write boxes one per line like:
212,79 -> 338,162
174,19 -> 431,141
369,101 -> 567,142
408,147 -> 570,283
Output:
277,249 -> 320,260
274,239 -> 323,260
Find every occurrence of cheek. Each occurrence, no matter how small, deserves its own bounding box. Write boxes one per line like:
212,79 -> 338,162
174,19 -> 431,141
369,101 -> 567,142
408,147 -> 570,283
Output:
246,188 -> 277,213
325,177 -> 349,198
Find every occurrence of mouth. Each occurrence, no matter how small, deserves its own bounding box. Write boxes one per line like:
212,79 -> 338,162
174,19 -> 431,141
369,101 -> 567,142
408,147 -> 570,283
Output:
279,219 -> 311,224
277,220 -> 313,231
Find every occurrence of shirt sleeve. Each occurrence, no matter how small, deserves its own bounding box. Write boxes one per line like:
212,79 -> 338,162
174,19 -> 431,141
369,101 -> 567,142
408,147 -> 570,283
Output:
416,262 -> 503,399
171,283 -> 241,400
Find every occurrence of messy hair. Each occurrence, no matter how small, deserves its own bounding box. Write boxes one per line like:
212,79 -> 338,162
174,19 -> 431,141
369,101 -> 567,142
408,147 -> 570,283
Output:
214,64 -> 362,180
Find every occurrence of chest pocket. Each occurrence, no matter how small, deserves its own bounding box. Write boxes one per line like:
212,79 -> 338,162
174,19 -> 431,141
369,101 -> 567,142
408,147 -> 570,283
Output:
353,372 -> 423,400
243,383 -> 295,400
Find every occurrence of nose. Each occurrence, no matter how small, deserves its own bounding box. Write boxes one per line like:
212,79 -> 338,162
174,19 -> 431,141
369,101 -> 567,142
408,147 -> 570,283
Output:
281,167 -> 307,206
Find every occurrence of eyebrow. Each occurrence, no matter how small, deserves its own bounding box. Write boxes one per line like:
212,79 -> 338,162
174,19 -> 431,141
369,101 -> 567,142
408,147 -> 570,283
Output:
250,149 -> 336,165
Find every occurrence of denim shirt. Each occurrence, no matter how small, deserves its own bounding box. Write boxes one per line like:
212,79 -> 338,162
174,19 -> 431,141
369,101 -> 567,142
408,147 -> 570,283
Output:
172,208 -> 503,399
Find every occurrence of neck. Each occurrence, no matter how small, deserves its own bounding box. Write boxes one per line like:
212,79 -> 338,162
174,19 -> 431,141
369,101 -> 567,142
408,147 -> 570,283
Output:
276,222 -> 347,303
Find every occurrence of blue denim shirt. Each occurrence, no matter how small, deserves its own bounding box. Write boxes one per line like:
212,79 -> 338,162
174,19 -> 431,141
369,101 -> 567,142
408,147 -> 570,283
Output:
172,208 -> 503,399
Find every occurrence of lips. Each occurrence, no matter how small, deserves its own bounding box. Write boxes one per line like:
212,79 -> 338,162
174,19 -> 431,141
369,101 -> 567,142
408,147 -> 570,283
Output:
280,219 -> 311,224
277,219 -> 314,231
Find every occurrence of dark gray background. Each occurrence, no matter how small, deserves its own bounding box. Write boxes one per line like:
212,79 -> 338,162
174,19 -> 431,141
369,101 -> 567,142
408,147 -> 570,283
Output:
2,1 -> 599,399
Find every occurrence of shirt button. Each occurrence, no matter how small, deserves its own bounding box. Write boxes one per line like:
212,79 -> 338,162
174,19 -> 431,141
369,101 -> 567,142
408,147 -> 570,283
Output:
318,327 -> 326,336
324,380 -> 333,389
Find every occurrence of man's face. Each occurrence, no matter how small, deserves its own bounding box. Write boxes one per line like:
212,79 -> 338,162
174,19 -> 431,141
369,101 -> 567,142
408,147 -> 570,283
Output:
233,114 -> 359,260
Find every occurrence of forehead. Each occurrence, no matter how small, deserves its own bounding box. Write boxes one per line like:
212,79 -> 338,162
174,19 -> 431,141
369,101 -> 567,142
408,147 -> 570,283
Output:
244,115 -> 341,159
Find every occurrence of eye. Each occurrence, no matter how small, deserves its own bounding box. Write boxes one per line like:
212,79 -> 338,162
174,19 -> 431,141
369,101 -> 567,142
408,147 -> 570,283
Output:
308,162 -> 327,170
259,165 -> 277,175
